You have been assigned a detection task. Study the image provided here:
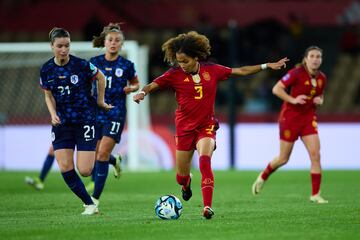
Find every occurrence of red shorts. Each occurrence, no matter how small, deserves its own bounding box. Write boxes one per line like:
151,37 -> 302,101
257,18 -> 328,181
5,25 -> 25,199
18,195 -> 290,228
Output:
175,122 -> 219,151
279,115 -> 318,142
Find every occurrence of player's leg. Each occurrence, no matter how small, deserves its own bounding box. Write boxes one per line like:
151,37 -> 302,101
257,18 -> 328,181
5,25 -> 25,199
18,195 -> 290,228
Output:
196,137 -> 215,219
91,136 -> 116,202
252,140 -> 295,195
25,145 -> 55,190
176,150 -> 194,201
56,149 -> 96,213
301,134 -> 328,203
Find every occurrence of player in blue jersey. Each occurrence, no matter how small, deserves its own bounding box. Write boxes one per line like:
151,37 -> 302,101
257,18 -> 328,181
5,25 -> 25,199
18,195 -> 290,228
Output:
85,23 -> 139,202
40,27 -> 112,215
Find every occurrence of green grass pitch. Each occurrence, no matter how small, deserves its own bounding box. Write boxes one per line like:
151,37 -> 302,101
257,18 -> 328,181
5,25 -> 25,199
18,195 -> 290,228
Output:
0,170 -> 359,240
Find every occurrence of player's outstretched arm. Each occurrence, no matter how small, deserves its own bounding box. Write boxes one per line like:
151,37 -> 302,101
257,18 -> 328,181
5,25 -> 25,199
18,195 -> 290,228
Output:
133,82 -> 160,104
230,57 -> 289,76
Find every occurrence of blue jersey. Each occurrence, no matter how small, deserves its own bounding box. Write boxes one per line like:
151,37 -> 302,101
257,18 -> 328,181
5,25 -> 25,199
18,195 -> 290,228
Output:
90,54 -> 136,123
40,55 -> 98,124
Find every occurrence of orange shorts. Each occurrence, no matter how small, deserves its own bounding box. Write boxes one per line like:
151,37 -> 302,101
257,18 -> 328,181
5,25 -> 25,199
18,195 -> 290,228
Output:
175,122 -> 219,151
279,116 -> 318,142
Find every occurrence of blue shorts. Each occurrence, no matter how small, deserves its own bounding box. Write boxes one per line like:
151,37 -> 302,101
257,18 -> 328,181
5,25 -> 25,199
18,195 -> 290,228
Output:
51,123 -> 97,151
96,120 -> 125,143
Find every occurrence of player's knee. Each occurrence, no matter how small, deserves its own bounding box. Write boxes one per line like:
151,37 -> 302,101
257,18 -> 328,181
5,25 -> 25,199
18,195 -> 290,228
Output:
78,168 -> 92,177
309,151 -> 320,162
96,150 -> 110,161
277,157 -> 289,166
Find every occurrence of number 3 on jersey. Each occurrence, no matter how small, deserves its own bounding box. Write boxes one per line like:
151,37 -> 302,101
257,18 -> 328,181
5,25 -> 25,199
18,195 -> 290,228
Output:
194,86 -> 203,99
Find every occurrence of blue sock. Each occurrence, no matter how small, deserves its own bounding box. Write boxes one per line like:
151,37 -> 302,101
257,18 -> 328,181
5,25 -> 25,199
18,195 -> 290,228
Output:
108,155 -> 116,166
61,169 -> 93,205
39,154 -> 55,181
92,160 -> 109,199
91,167 -> 96,182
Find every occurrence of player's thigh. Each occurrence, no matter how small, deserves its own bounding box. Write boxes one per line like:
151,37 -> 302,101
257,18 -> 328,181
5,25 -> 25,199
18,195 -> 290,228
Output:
96,136 -> 116,160
54,149 -> 75,172
301,134 -> 320,158
176,150 -> 194,175
196,137 -> 215,157
76,151 -> 96,176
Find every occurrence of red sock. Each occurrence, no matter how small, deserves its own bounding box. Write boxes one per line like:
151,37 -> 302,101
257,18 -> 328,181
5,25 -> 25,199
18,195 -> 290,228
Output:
199,155 -> 214,207
176,174 -> 190,190
311,173 -> 321,195
261,163 -> 276,180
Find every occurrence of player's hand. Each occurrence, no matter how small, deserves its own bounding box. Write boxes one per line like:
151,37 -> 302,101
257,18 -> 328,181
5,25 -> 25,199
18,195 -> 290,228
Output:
268,57 -> 289,70
98,102 -> 114,111
313,96 -> 323,106
133,92 -> 145,104
51,115 -> 61,126
291,95 -> 307,105
123,86 -> 136,95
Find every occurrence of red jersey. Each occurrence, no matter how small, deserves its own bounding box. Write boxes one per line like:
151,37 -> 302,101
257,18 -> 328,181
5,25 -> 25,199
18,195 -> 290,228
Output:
154,62 -> 232,136
279,65 -> 326,120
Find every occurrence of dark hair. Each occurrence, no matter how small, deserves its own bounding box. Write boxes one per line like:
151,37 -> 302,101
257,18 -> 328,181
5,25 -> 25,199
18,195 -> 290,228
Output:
92,23 -> 124,48
49,27 -> 70,44
162,31 -> 211,65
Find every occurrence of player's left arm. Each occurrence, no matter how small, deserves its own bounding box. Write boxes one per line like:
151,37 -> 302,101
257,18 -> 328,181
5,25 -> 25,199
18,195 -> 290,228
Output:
230,57 -> 289,76
95,70 -> 113,110
123,76 -> 140,94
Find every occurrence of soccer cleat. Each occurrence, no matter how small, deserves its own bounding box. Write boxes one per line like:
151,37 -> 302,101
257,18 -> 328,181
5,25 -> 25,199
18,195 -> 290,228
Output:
91,196 -> 100,207
25,176 -> 44,190
310,193 -> 328,204
252,172 -> 265,195
81,204 -> 99,215
203,206 -> 214,219
113,154 -> 122,179
85,181 -> 95,193
181,174 -> 192,201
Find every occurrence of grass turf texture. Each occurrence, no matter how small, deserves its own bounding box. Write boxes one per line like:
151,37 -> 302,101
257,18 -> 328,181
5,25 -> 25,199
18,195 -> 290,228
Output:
0,170 -> 359,240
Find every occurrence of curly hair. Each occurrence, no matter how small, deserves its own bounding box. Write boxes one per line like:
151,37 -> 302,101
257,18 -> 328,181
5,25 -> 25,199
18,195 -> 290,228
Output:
92,23 -> 124,48
162,31 -> 211,65
49,27 -> 70,44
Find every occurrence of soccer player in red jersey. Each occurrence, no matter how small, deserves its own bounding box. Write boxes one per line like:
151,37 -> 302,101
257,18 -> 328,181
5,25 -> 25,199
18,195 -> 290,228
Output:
252,46 -> 328,204
133,31 -> 288,219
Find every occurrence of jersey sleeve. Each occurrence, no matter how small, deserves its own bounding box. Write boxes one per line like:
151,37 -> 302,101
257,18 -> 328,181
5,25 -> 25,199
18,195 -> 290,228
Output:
127,61 -> 137,80
153,70 -> 172,89
214,64 -> 232,81
280,68 -> 298,88
39,67 -> 49,90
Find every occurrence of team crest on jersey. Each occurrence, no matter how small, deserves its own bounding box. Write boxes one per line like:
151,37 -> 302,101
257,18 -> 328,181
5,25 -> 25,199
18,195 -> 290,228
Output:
311,78 -> 317,87
70,75 -> 79,84
282,73 -> 290,81
192,74 -> 201,83
115,68 -> 123,77
202,72 -> 210,81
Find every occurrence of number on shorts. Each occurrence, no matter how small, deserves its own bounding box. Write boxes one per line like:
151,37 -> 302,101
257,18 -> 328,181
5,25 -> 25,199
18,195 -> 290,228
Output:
84,125 -> 95,139
110,121 -> 121,133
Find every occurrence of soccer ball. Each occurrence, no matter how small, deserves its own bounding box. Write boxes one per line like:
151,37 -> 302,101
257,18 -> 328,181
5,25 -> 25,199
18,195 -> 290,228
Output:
155,195 -> 183,220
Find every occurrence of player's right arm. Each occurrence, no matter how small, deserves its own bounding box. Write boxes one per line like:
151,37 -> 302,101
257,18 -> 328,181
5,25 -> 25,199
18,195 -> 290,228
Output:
272,81 -> 307,105
44,89 -> 61,126
133,82 -> 160,104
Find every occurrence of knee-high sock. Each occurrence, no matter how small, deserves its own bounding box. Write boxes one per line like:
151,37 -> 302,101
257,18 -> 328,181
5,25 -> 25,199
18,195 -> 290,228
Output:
61,169 -> 93,205
311,173 -> 321,195
199,155 -> 214,207
176,174 -> 190,190
92,160 -> 109,199
39,154 -> 55,181
261,163 -> 276,181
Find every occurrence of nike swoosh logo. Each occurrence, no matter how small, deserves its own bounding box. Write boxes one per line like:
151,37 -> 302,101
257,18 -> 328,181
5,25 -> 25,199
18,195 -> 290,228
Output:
85,138 -> 93,141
